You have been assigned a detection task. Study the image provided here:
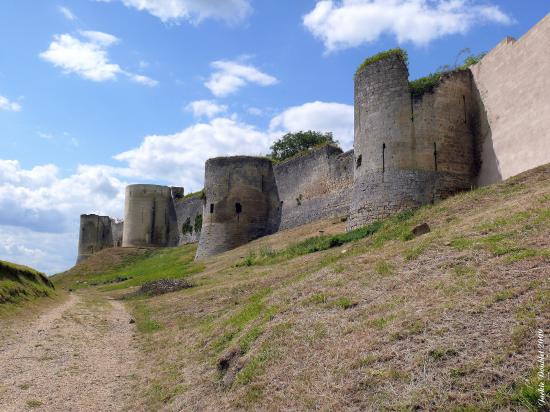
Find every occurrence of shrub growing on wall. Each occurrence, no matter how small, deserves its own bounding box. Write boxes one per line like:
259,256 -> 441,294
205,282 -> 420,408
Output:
269,130 -> 337,162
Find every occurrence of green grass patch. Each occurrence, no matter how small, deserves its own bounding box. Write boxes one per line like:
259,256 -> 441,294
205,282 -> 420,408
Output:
356,48 -> 408,76
67,245 -> 203,291
236,348 -> 274,385
0,260 -> 55,306
428,347 -> 459,361
181,189 -> 204,200
368,315 -> 396,330
409,72 -> 442,98
26,400 -> 43,408
511,367 -> 550,411
333,297 -> 356,310
303,293 -> 329,306
210,288 -> 276,355
236,220 -> 384,267
133,302 -> 162,333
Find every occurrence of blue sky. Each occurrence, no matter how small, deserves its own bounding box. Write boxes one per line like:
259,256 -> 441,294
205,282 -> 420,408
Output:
0,0 -> 548,274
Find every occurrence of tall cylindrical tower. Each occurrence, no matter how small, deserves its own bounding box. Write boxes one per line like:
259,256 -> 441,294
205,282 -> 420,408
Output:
348,51 -> 477,230
122,184 -> 178,248
348,51 -> 414,229
77,214 -> 114,263
195,156 -> 280,260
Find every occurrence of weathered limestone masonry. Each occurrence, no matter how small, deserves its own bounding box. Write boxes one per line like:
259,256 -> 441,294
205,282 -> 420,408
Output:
195,156 -> 281,260
174,196 -> 203,245
111,219 -> 124,247
76,214 -> 121,263
274,145 -> 353,230
122,184 -> 179,248
348,53 -> 478,229
74,15 -> 550,262
470,13 -> 550,185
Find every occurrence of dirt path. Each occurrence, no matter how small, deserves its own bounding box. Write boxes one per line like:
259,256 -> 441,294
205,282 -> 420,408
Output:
0,293 -> 138,411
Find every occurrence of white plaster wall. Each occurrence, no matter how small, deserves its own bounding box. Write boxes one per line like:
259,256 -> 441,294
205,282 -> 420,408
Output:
470,13 -> 550,185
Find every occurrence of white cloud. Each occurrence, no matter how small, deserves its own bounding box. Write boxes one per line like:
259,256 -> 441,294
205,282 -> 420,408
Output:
114,117 -> 277,189
79,30 -> 119,46
185,100 -> 228,118
205,59 -> 278,97
40,31 -> 158,86
303,0 -> 514,52
98,0 -> 252,24
0,95 -> 22,112
58,5 -> 76,21
128,73 -> 159,87
0,160 -> 132,273
40,32 -> 122,81
270,101 -> 354,150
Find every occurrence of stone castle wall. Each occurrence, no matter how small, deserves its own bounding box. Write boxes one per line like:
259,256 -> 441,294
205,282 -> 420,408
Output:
348,54 -> 477,229
470,13 -> 550,185
174,196 -> 203,245
77,214 -> 116,263
195,156 -> 281,260
273,145 -> 353,230
74,14 -> 550,263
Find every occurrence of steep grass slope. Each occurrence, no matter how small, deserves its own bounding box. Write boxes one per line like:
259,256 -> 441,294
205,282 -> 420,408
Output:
0,260 -> 55,308
54,165 -> 550,411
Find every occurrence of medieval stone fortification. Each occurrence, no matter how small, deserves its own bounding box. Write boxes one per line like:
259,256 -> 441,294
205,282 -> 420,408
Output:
274,145 -> 353,230
195,156 -> 281,259
76,214 -> 122,263
348,55 -> 478,229
76,14 -> 550,263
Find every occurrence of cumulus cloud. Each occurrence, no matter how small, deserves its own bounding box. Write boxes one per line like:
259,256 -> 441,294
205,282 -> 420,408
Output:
40,31 -> 158,86
128,73 -> 159,87
205,59 -> 278,97
98,0 -> 252,24
0,226 -> 78,274
58,5 -> 76,21
270,101 -> 354,149
0,160 -> 128,236
185,100 -> 228,118
0,95 -> 22,112
115,117 -> 277,189
303,0 -> 513,52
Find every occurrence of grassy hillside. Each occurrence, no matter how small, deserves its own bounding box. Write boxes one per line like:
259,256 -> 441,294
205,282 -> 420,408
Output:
54,165 -> 550,411
0,260 -> 55,308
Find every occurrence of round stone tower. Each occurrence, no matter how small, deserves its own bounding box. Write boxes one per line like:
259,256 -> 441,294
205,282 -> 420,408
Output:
77,214 -> 114,263
122,184 -> 178,248
348,51 -> 477,229
195,156 -> 281,260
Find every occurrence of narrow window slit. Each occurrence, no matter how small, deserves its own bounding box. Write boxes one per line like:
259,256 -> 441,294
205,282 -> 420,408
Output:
462,95 -> 467,124
382,143 -> 386,174
434,142 -> 438,171
210,203 -> 214,214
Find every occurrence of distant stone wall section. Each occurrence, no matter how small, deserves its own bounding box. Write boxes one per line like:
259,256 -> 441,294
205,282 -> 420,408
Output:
77,214 -> 118,263
111,219 -> 124,248
274,145 -> 353,230
174,197 -> 203,245
470,13 -> 550,185
349,54 -> 478,229
196,156 -> 280,260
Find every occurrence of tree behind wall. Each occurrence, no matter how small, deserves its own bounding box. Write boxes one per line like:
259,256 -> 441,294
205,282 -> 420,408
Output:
269,131 -> 337,162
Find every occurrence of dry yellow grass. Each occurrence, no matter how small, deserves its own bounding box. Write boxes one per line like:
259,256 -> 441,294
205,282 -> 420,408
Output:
56,164 -> 550,411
